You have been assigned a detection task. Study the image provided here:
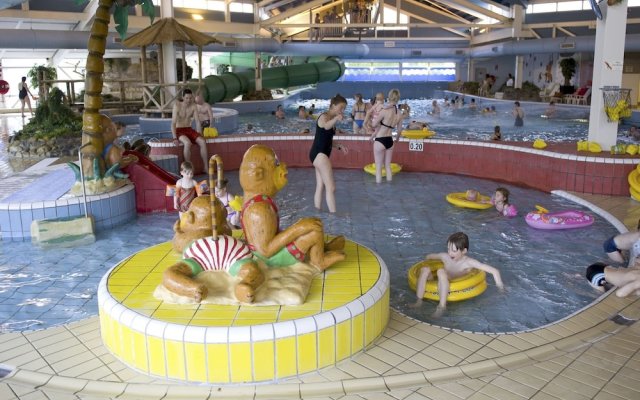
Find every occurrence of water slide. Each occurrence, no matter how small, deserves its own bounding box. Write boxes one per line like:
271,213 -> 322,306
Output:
122,150 -> 178,213
199,58 -> 345,104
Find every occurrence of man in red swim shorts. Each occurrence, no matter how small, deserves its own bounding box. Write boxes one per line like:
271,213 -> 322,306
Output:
171,88 -> 208,171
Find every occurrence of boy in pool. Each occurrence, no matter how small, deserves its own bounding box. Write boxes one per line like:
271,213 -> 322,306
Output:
411,232 -> 505,318
586,261 -> 640,297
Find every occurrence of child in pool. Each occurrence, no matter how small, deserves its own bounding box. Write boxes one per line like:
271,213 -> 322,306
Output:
411,232 -> 505,317
174,161 -> 199,215
586,261 -> 640,297
214,178 -> 241,229
491,187 -> 517,217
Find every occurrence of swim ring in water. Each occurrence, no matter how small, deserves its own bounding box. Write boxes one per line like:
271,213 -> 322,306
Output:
525,205 -> 594,230
401,129 -> 435,139
407,260 -> 487,302
446,192 -> 493,210
364,163 -> 402,177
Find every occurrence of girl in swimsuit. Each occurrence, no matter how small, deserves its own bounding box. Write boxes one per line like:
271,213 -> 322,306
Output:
309,93 -> 348,213
174,161 -> 198,215
370,89 -> 409,184
18,76 -> 34,118
351,93 -> 367,135
364,92 -> 385,136
513,101 -> 524,127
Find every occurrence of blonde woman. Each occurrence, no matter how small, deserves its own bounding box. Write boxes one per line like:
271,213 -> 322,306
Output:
370,89 -> 409,183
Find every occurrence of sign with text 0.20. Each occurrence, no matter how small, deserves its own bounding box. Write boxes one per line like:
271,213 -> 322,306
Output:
409,140 -> 423,151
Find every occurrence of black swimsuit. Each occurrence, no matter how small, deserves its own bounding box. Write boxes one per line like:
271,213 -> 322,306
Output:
309,113 -> 336,163
18,84 -> 27,100
375,105 -> 397,149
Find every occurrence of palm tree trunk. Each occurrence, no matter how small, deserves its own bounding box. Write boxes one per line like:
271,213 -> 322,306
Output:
81,0 -> 113,178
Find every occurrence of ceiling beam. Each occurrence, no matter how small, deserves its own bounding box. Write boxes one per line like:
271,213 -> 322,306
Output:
402,10 -> 470,38
405,0 -> 471,24
437,0 -> 510,22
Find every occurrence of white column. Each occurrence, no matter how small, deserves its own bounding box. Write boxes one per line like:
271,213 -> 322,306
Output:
255,52 -> 262,91
588,1 -> 628,148
514,55 -> 524,89
466,59 -> 474,82
160,0 -> 177,93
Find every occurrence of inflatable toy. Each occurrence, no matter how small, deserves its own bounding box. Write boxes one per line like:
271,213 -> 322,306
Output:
364,163 -> 402,177
533,139 -> 547,149
407,260 -> 487,302
577,140 -> 602,153
628,168 -> 640,202
203,127 -> 218,137
525,205 -> 594,230
446,192 -> 493,210
627,144 -> 639,156
401,128 -> 435,139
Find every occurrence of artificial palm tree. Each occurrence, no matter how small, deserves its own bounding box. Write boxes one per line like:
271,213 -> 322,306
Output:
76,0 -> 154,180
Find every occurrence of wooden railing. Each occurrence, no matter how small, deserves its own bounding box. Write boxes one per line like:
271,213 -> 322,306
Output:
139,81 -> 204,118
40,78 -> 144,113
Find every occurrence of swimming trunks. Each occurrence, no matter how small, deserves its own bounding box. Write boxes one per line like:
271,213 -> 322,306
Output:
176,127 -> 202,144
240,194 -> 306,267
309,113 -> 336,163
374,136 -> 394,149
603,236 -> 620,254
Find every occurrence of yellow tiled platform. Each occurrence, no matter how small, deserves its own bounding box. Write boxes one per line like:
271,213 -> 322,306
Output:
98,240 -> 390,383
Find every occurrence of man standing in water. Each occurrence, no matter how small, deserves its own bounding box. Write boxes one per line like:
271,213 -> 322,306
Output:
172,88 -> 208,172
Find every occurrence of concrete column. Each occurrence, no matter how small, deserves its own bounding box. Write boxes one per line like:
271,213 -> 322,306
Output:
255,52 -> 262,91
160,0 -> 176,93
588,1 -> 628,148
514,55 -> 524,89
466,59 -> 474,82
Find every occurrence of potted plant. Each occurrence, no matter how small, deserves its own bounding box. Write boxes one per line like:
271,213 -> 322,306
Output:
559,57 -> 576,94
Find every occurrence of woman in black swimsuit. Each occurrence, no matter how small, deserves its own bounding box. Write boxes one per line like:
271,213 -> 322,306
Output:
370,89 -> 409,184
309,94 -> 348,213
18,76 -> 33,118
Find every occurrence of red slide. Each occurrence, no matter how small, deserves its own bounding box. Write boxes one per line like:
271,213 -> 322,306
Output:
122,150 -> 178,213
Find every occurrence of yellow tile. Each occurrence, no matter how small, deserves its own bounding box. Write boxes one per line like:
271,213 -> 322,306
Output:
119,326 -> 136,366
297,332 -> 318,374
276,337 -> 297,379
147,336 -> 166,376
193,309 -> 238,319
324,273 -> 361,281
365,307 -> 377,345
235,309 -> 279,319
165,339 -> 186,380
318,326 -> 336,368
152,309 -> 196,320
252,340 -> 275,381
323,286 -> 361,295
322,301 -> 351,311
229,342 -> 253,382
279,310 -> 317,320
192,319 -> 237,327
185,342 -> 207,382
131,330 -> 148,372
352,314 -> 364,353
206,343 -> 230,383
336,320 -> 352,361
233,318 -> 277,326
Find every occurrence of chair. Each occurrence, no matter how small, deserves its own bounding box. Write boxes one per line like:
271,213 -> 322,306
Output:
566,87 -> 591,105
539,82 -> 560,102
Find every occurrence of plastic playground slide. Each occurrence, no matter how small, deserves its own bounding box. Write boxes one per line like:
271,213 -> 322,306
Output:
122,150 -> 178,213
199,58 -> 345,103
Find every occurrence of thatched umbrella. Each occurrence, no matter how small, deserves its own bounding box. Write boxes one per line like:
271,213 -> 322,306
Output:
123,17 -> 219,86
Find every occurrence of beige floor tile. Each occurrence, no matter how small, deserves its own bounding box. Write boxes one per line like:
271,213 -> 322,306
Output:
356,392 -> 399,400
495,334 -> 537,351
584,346 -> 631,367
385,388 -> 417,399
320,366 -> 356,381
609,372 -> 640,392
560,366 -> 610,389
395,360 -> 430,374
501,370 -> 547,390
382,372 -> 428,390
423,367 -> 463,384
117,382 -> 168,399
529,329 -> 564,343
402,327 -> 447,346
0,383 -> 19,400
338,361 -> 380,379
523,343 -> 560,362
529,392 -> 563,400
50,353 -> 106,375
28,330 -> 75,349
363,346 -> 407,368
578,352 -> 627,373
569,359 -> 617,380
416,385 -> 464,400
459,360 -> 502,379
408,353 -> 448,370
43,375 -> 88,393
421,346 -> 463,367
353,351 -> 393,375
0,335 -> 29,353
76,380 -> 126,398
0,343 -> 38,365
39,342 -> 87,365
476,381 -> 527,399
388,333 -> 430,352
488,375 -> 538,398
516,365 -> 559,382
378,338 -> 421,359
439,334 -> 487,353
164,385 -> 215,399
593,391 -> 630,400
431,339 -> 474,360
464,393 -> 497,400
472,347 -> 503,359
541,382 -> 591,400
401,391 -> 431,400
549,375 -> 602,398
436,381 -> 476,399
11,391 -> 51,400
342,377 -> 388,394
493,352 -> 531,370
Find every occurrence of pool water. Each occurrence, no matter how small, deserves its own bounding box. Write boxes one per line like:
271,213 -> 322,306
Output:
237,98 -> 637,143
0,168 -> 616,334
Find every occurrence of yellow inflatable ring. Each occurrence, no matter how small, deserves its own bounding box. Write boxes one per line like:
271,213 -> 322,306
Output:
401,129 -> 435,139
445,192 -> 493,210
364,163 -> 402,177
407,260 -> 487,302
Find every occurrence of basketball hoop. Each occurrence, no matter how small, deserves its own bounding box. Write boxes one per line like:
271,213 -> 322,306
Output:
601,86 -> 632,123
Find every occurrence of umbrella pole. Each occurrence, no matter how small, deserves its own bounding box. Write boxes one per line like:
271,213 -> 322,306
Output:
182,43 -> 186,83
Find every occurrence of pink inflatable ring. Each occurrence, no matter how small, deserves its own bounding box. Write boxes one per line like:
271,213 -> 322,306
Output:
525,205 -> 594,230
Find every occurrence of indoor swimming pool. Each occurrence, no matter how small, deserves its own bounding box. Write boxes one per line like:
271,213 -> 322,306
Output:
236,97 -> 636,143
0,168 -> 618,334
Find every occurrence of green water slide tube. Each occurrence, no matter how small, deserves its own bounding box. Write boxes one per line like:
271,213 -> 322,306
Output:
199,58 -> 345,104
